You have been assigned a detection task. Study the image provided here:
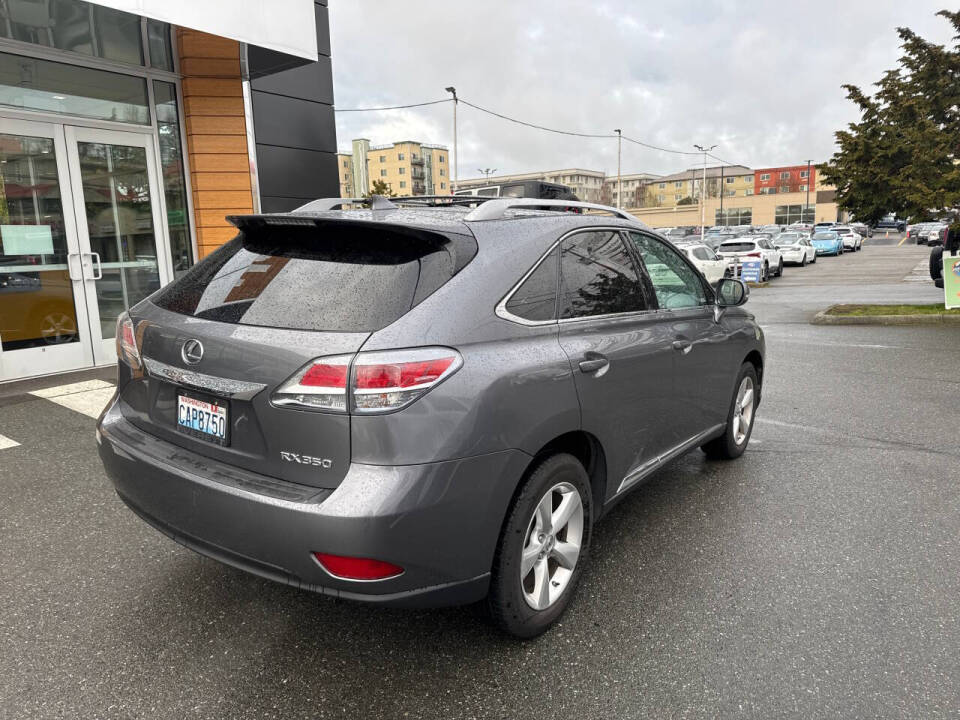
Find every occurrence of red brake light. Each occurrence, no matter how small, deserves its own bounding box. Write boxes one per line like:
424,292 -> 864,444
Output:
745,252 -> 762,258
312,552 -> 403,580
301,363 -> 348,388
355,357 -> 456,390
116,312 -> 141,369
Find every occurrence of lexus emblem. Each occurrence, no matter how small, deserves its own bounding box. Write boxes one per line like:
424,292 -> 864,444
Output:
181,339 -> 204,365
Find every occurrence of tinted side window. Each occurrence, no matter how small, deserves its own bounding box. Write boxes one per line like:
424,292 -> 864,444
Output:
505,247 -> 558,321
627,232 -> 707,310
559,231 -> 646,319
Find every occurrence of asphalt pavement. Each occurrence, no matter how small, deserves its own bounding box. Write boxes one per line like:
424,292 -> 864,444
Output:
1,235 -> 958,719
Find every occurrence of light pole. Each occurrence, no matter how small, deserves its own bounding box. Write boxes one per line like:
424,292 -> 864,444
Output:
805,159 -> 812,223
694,143 -> 717,238
445,86 -> 458,193
478,168 -> 497,180
614,128 -> 622,208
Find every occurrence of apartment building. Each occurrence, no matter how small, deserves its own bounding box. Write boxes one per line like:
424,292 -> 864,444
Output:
755,164 -> 815,196
600,173 -> 662,207
338,138 -> 450,197
454,169 -> 607,203
647,166 -> 754,208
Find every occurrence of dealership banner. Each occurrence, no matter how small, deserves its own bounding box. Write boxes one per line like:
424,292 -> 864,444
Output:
944,255 -> 960,309
86,0 -> 318,60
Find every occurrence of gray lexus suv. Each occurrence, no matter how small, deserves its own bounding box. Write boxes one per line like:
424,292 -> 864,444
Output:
96,196 -> 765,638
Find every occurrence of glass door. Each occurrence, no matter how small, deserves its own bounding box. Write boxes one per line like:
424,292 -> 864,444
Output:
0,118 -> 93,380
64,126 -> 171,366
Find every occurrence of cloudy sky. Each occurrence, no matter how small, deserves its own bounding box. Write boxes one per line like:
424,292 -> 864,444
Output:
329,1 -> 954,180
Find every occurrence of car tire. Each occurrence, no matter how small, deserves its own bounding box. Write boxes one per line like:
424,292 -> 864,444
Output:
801,255 -> 807,267
930,246 -> 944,281
776,259 -> 784,277
701,363 -> 758,461
762,262 -> 769,282
488,453 -> 592,639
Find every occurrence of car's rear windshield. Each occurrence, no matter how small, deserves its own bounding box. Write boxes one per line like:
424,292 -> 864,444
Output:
813,232 -> 837,240
719,242 -> 755,252
153,222 -> 476,332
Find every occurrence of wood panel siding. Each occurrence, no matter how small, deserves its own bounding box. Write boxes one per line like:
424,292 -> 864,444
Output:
177,28 -> 253,259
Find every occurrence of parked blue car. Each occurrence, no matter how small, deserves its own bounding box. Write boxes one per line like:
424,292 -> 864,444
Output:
811,231 -> 844,256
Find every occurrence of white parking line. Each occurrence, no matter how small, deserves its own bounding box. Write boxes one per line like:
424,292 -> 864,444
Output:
0,434 -> 21,450
30,380 -> 116,419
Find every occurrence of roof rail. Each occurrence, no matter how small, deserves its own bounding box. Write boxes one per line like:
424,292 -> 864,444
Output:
462,198 -> 639,223
294,195 -> 398,212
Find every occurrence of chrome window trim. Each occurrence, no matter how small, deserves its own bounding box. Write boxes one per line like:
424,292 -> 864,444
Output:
494,224 -> 649,327
143,357 -> 267,400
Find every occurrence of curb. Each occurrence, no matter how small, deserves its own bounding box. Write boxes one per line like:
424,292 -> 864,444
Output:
812,307 -> 960,325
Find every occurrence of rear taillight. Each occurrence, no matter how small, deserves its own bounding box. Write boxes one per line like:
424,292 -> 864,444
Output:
272,347 -> 462,414
312,552 -> 403,581
116,312 -> 141,369
745,252 -> 762,258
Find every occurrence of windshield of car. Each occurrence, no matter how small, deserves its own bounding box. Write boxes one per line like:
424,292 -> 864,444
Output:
813,232 -> 838,240
719,241 -> 756,252
774,234 -> 799,245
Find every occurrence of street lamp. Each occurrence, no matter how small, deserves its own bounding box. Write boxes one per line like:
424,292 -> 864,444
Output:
614,129 -> 622,209
478,168 -> 497,180
445,86 -> 458,193
694,143 -> 717,238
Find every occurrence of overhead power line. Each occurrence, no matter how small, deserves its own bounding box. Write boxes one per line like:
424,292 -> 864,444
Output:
335,98 -> 452,112
458,98 -> 615,139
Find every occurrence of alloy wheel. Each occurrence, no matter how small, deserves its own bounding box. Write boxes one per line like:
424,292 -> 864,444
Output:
40,312 -> 76,344
732,376 -> 755,446
520,482 -> 584,611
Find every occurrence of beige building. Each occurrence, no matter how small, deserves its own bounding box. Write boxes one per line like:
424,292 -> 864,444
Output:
646,165 -> 754,209
455,169 -> 608,203
600,173 -> 662,207
338,139 -> 450,197
628,190 -> 840,229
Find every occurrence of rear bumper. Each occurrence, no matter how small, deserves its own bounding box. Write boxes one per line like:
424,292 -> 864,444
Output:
97,401 -> 530,608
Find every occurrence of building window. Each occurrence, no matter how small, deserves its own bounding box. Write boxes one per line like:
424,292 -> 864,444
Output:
760,173 -> 770,181
343,160 -> 348,167
439,168 -> 445,176
715,208 -> 753,226
725,190 -> 736,197
379,155 -> 386,162
674,194 -> 681,201
780,171 -> 791,180
399,181 -> 406,188
439,155 -> 445,162
658,182 -> 665,189
800,170 -> 809,178
380,169 -> 387,177
726,176 -> 734,184
398,152 -> 405,161
441,182 -> 446,189
398,167 -> 405,175
780,185 -> 790,193
674,181 -> 682,188
154,81 -> 193,278
799,184 -> 808,192
745,188 -> 754,196
775,204 -> 815,224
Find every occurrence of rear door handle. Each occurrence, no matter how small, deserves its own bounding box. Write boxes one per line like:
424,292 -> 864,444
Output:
672,339 -> 692,355
578,356 -> 609,374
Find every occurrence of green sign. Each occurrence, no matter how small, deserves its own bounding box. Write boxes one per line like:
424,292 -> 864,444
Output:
944,254 -> 960,309
166,209 -> 185,227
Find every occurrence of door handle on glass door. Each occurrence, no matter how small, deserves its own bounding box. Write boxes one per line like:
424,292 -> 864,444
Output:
66,252 -> 82,281
579,355 -> 609,374
672,339 -> 692,354
85,252 -> 103,280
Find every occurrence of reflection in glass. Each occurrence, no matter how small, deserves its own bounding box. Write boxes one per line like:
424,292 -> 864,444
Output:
76,141 -> 160,338
0,52 -> 149,124
154,81 -> 193,277
0,133 -> 79,350
0,0 -> 143,65
559,231 -> 646,319
146,20 -> 173,71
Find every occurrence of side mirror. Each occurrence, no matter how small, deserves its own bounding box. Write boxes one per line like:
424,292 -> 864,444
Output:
716,278 -> 749,307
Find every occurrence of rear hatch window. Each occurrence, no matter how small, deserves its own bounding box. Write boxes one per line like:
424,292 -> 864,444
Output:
719,242 -> 755,252
153,220 -> 476,332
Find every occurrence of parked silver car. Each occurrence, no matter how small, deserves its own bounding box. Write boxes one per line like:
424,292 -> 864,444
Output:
96,197 -> 765,637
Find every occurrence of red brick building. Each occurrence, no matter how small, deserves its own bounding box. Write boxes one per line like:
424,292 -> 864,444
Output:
754,165 -> 815,195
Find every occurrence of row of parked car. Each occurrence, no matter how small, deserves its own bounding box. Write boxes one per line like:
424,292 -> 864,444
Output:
655,222 -> 865,284
906,222 -> 948,246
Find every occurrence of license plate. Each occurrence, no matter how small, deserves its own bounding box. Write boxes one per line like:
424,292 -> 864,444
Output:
176,392 -> 229,445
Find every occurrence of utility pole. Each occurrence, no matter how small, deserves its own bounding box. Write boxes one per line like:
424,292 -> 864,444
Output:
445,87 -> 458,193
478,168 -> 497,180
805,159 -> 812,223
719,165 -> 725,219
614,128 -> 622,208
694,143 -> 717,238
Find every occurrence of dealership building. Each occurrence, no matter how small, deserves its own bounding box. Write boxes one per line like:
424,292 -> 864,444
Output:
0,0 -> 337,382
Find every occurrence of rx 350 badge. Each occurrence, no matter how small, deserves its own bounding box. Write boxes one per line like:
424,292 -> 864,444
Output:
280,451 -> 332,469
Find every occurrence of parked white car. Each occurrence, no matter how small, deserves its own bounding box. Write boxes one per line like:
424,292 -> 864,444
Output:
675,242 -> 733,284
717,237 -> 784,281
772,232 -> 817,266
833,226 -> 863,251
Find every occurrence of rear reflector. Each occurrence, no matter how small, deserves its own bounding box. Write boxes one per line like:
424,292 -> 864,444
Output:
312,552 -> 403,580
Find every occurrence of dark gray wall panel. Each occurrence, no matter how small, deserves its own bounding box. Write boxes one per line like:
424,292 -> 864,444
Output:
250,55 -> 333,104
256,145 -> 339,200
251,92 -> 336,153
